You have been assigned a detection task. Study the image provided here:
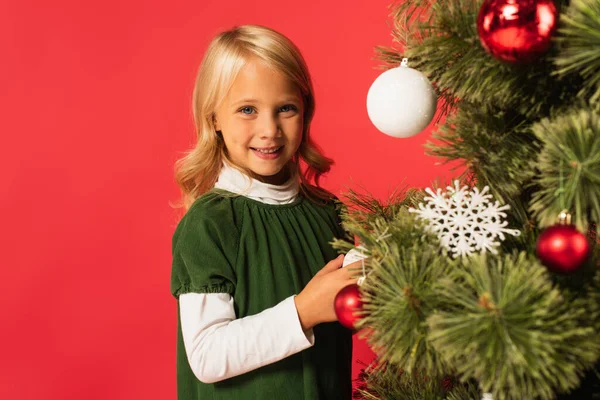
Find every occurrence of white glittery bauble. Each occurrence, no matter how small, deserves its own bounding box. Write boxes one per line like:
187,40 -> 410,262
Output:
366,60 -> 437,138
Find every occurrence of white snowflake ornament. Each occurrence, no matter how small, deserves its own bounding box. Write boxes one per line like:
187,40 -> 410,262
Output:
408,181 -> 520,258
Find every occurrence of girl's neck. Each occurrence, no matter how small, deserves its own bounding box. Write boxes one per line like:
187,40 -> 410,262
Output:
223,157 -> 295,186
251,167 -> 291,186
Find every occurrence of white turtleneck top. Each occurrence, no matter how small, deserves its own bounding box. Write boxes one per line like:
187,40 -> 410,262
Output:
213,161 -> 301,204
178,162 -> 316,384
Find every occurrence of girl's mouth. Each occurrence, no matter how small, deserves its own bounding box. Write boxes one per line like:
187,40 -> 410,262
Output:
250,146 -> 284,160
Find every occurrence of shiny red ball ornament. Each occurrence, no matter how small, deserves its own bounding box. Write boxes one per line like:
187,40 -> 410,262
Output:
334,284 -> 364,330
477,0 -> 559,63
536,224 -> 590,273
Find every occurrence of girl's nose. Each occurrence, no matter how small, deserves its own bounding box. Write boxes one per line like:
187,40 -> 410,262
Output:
259,114 -> 282,138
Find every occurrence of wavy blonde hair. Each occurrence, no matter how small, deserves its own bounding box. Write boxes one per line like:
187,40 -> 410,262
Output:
174,24 -> 336,212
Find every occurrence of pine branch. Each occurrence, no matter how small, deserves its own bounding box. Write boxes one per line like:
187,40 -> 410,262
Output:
353,361 -> 481,400
331,183 -> 425,254
445,383 -> 483,400
426,103 -> 538,202
340,181 -> 421,223
427,252 -> 600,400
554,0 -> 600,111
529,108 -> 600,236
354,213 -> 456,377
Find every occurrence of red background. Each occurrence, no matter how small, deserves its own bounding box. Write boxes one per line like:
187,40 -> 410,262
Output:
1,0 -> 456,398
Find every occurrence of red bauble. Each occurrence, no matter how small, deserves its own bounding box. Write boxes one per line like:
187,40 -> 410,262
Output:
334,284 -> 364,330
477,0 -> 559,63
536,224 -> 590,273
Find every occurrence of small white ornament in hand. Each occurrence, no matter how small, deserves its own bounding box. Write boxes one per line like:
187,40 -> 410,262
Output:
343,246 -> 369,285
342,246 -> 369,268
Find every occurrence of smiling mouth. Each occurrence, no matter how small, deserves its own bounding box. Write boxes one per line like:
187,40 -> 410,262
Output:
250,146 -> 284,154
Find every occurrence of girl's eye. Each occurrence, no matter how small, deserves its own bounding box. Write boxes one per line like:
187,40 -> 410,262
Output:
239,106 -> 254,115
238,105 -> 298,115
280,104 -> 298,113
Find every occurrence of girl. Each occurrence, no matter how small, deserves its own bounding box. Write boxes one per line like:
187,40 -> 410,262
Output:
170,24 -> 360,399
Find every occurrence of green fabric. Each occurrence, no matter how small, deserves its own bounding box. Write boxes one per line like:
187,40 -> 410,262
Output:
170,188 -> 353,400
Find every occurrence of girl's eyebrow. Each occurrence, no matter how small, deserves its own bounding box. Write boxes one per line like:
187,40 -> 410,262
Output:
231,97 -> 301,106
232,98 -> 259,106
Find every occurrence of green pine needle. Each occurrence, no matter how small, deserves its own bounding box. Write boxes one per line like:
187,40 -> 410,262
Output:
529,108 -> 600,235
427,252 -> 600,400
426,103 -> 538,204
353,362 -> 481,400
356,224 -> 455,376
555,0 -> 600,111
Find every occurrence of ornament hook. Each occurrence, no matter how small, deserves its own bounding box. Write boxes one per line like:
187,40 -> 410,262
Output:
357,258 -> 366,286
558,209 -> 572,225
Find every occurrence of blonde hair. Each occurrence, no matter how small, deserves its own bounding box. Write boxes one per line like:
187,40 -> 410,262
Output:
174,24 -> 336,212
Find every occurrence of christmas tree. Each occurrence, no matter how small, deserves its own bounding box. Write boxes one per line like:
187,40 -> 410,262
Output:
331,0 -> 600,399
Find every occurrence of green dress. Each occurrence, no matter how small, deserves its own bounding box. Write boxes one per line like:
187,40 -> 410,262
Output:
170,188 -> 353,400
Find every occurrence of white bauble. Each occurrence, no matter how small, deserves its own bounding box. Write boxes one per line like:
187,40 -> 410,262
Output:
366,58 -> 437,138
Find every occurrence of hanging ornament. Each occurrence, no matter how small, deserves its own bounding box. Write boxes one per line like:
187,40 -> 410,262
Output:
536,210 -> 590,273
334,284 -> 364,330
366,58 -> 438,138
335,249 -> 368,330
409,180 -> 521,258
477,0 -> 559,63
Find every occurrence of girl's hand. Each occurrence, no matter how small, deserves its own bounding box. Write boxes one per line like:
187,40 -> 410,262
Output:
294,255 -> 362,330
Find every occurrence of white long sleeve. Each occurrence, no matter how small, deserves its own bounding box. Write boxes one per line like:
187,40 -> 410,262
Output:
179,293 -> 315,384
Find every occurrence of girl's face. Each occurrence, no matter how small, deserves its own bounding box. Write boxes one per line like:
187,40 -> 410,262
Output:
213,58 -> 304,185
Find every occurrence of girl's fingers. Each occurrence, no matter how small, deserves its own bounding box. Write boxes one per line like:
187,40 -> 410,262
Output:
344,259 -> 368,270
316,254 -> 344,275
332,268 -> 361,283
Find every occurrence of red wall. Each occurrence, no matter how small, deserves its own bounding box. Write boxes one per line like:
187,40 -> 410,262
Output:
1,0 -> 456,398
